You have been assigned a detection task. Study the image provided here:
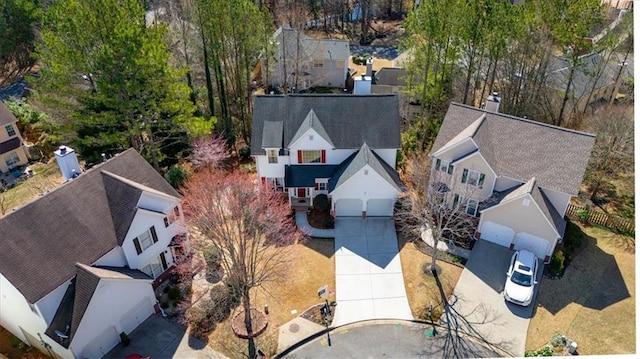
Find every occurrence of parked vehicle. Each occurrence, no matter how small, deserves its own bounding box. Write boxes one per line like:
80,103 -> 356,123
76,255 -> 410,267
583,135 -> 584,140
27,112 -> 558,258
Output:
504,250 -> 539,306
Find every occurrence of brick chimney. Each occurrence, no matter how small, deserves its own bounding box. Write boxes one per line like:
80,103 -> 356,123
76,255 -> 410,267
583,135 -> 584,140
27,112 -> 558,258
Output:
54,145 -> 82,181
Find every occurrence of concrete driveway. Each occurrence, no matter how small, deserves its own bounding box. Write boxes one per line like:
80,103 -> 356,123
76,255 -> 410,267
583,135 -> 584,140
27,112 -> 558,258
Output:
106,314 -> 225,359
332,217 -> 413,326
447,240 -> 543,357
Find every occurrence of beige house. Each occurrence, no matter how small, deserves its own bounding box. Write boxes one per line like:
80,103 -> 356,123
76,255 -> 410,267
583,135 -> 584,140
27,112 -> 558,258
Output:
430,100 -> 595,262
0,102 -> 30,174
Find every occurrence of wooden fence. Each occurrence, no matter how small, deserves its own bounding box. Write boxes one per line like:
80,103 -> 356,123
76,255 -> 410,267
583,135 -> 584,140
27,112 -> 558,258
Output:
566,204 -> 635,235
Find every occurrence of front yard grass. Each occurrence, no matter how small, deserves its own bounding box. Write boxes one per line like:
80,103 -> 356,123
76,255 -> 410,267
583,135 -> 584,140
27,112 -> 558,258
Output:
398,233 -> 463,320
205,237 -> 336,358
526,223 -> 635,355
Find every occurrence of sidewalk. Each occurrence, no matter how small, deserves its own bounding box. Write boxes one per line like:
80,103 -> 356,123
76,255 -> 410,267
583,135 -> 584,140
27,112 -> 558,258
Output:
295,211 -> 335,238
420,225 -> 472,259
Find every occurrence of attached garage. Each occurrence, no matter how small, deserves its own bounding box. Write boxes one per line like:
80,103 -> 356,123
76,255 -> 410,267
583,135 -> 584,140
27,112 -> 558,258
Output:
513,233 -> 550,260
83,325 -> 119,358
334,199 -> 363,217
480,221 -> 514,247
366,199 -> 394,217
120,297 -> 153,335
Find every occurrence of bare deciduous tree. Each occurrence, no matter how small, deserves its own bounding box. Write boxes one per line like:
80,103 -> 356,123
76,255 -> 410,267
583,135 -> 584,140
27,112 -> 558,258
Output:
189,135 -> 229,171
182,170 -> 306,357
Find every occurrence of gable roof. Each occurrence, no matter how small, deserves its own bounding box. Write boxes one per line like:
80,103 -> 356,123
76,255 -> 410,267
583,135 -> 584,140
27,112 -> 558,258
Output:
432,103 -> 595,195
546,53 -> 621,96
329,143 -> 403,192
251,94 -> 401,155
0,148 -> 178,303
0,102 -> 18,127
289,109 -> 334,147
44,264 -> 151,348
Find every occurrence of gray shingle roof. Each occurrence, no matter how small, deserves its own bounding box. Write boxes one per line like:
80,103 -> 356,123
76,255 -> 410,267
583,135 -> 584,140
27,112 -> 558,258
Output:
0,102 -> 18,127
374,67 -> 407,86
533,187 -> 567,237
289,109 -> 334,147
546,53 -> 620,96
431,103 -> 595,195
285,164 -> 341,187
0,137 -> 21,154
0,148 -> 179,303
251,94 -> 401,155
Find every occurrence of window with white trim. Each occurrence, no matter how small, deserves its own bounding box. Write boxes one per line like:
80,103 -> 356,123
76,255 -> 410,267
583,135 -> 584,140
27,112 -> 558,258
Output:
164,206 -> 180,227
4,151 -> 20,168
461,168 -> 485,188
453,194 -> 479,217
267,149 -> 278,163
133,227 -> 159,255
5,124 -> 16,137
466,199 -> 479,217
434,158 -> 454,174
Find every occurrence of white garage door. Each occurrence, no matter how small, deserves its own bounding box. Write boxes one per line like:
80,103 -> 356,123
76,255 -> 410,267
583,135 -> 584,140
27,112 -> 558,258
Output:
366,199 -> 393,217
120,297 -> 153,335
514,233 -> 550,259
83,325 -> 119,358
480,221 -> 514,247
335,199 -> 363,217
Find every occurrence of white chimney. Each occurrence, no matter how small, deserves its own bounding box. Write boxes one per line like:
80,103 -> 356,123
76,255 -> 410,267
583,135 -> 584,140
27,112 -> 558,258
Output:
354,73 -> 372,95
485,92 -> 501,112
54,145 -> 82,181
365,57 -> 373,77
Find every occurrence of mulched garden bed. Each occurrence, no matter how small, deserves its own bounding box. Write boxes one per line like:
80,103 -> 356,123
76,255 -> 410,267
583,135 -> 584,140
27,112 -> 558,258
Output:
231,307 -> 268,339
307,208 -> 334,229
412,238 -> 467,267
300,302 -> 335,326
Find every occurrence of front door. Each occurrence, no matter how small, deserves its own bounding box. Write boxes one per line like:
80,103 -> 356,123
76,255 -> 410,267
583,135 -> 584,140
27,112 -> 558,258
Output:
297,188 -> 306,198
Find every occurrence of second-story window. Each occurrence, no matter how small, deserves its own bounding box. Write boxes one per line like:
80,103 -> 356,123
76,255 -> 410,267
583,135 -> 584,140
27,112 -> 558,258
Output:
298,150 -> 325,163
313,60 -> 324,68
435,159 -> 453,174
267,149 -> 278,163
133,226 -> 158,255
461,169 -> 485,188
5,124 -> 16,137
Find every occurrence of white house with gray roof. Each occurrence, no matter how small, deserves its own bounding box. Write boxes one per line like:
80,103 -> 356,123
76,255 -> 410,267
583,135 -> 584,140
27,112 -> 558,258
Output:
0,148 -> 189,358
430,102 -> 595,262
251,94 -> 403,217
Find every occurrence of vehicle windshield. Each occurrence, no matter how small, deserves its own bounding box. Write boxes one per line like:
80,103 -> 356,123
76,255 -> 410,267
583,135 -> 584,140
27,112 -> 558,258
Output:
510,271 -> 533,287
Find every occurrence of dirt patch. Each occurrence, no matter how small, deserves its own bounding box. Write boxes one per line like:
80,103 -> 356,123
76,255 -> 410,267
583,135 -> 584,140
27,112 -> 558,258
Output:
526,223 -> 635,355
300,301 -> 335,326
0,327 -> 45,359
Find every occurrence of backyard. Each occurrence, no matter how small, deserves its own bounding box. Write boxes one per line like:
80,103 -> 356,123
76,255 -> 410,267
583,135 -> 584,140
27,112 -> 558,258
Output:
525,223 -> 635,355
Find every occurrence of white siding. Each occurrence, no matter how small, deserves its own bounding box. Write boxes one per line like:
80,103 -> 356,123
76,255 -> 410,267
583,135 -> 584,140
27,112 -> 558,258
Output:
70,279 -> 155,358
36,279 -> 72,325
330,164 -> 399,214
0,274 -> 73,359
449,152 -> 496,200
255,155 -> 288,179
288,128 -> 333,153
373,148 -> 398,168
94,247 -> 128,267
121,210 -> 172,270
137,191 -> 177,214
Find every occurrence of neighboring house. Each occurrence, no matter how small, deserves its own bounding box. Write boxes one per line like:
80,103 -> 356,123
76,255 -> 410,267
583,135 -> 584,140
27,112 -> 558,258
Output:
546,52 -> 628,113
0,148 -> 189,359
0,102 -> 30,174
251,94 -> 403,217
266,26 -> 350,91
371,66 -> 422,118
429,100 -> 595,262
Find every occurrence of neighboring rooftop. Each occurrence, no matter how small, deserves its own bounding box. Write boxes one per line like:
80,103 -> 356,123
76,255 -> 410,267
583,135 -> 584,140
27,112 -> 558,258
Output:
0,101 -> 18,127
432,103 -> 596,195
0,148 -> 178,303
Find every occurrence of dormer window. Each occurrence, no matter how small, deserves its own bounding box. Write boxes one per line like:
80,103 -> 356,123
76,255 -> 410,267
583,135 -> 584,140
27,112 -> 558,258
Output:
133,226 -> 158,255
5,124 -> 16,137
267,149 -> 278,164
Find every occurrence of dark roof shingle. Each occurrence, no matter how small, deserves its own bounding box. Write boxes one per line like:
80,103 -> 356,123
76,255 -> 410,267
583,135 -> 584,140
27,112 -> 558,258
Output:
432,103 -> 595,195
251,94 -> 401,155
0,148 -> 179,303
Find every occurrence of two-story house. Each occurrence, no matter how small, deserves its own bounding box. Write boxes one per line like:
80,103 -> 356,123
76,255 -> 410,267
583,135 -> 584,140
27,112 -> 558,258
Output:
0,102 -> 30,174
429,100 -> 595,262
251,94 -> 403,217
266,26 -> 350,91
0,147 -> 189,359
